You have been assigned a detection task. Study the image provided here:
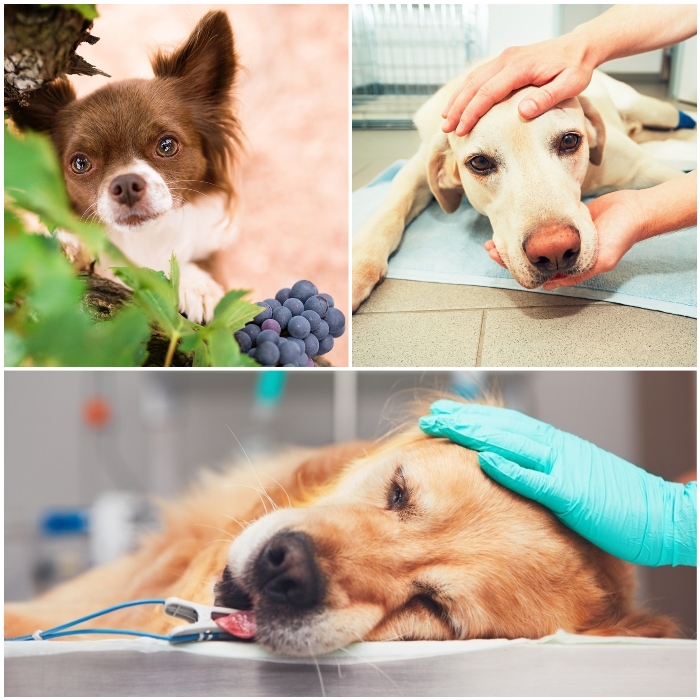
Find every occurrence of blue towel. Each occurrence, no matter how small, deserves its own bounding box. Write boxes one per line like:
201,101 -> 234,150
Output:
353,161 -> 697,318
678,110 -> 696,129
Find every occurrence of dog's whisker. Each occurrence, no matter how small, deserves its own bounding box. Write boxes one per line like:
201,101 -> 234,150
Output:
340,646 -> 403,695
168,178 -> 224,190
217,513 -> 251,530
192,538 -> 235,556
224,478 -> 280,514
308,642 -> 326,697
168,187 -> 219,204
79,203 -> 99,223
226,425 -> 279,512
197,523 -> 238,538
259,473 -> 293,509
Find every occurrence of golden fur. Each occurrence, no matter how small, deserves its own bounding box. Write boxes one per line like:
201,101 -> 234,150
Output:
5,401 -> 676,653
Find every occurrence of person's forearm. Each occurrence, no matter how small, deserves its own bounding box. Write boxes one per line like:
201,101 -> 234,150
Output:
572,5 -> 697,68
632,171 -> 697,243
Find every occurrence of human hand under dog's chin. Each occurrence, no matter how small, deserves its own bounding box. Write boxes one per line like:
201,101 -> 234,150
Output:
541,190 -> 642,290
484,190 -> 641,290
483,240 -> 506,268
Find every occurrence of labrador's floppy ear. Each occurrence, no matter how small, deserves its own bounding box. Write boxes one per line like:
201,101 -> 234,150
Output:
578,96 -> 605,167
427,132 -> 464,214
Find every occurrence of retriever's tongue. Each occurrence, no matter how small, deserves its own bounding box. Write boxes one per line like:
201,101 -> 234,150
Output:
215,611 -> 257,639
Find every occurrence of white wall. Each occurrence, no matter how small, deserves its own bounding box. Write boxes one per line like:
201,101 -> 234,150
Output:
487,4 -> 560,57
522,371 -> 641,465
671,35 -> 697,104
560,4 -> 663,74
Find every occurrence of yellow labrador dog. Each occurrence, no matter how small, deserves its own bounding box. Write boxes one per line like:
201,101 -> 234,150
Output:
352,70 -> 688,310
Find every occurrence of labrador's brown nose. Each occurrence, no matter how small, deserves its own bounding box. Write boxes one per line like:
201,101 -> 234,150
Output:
524,224 -> 580,272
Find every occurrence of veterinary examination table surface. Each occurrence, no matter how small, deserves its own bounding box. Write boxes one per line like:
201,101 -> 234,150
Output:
5,633 -> 696,696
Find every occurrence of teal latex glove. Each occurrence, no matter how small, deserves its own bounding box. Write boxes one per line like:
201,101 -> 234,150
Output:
419,401 -> 697,567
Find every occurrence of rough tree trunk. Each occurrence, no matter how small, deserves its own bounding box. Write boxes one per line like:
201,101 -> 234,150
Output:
4,4 -> 108,105
81,273 -> 194,367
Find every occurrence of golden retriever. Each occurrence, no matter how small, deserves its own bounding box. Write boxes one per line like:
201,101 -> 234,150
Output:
5,400 -> 676,654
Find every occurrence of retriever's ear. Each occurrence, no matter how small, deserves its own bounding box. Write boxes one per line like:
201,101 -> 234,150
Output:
5,77 -> 76,133
579,96 -> 605,167
152,10 -> 237,103
427,132 -> 463,214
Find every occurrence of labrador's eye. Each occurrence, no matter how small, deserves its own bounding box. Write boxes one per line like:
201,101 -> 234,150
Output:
467,155 -> 495,174
559,133 -> 581,153
156,136 -> 180,158
70,155 -> 93,174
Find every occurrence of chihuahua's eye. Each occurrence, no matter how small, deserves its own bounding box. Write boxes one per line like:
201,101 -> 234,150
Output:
559,133 -> 581,154
156,136 -> 180,158
70,155 -> 93,174
467,155 -> 495,174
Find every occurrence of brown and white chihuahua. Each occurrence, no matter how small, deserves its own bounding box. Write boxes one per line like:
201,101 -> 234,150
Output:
8,11 -> 241,323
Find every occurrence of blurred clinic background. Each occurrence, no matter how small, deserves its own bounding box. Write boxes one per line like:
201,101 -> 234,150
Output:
5,370 -> 696,637
352,3 -> 696,136
68,4 -> 349,365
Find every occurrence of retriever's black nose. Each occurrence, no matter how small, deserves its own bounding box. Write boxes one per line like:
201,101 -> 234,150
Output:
109,174 -> 146,206
254,532 -> 321,609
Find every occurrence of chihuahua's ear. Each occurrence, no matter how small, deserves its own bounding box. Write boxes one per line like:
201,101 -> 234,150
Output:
5,78 -> 76,133
152,11 -> 237,102
427,132 -> 463,214
578,96 -> 605,167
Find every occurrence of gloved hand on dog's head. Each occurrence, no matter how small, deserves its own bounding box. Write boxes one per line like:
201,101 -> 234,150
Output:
419,401 -> 697,568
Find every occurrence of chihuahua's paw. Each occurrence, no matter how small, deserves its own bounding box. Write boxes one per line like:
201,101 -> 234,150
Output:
179,264 -> 225,324
352,257 -> 388,312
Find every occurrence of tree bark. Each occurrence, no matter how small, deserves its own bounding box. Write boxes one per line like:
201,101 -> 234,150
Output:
4,5 -> 109,105
80,273 -> 194,368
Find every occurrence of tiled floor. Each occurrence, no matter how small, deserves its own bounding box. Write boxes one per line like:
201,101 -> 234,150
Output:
352,84 -> 697,367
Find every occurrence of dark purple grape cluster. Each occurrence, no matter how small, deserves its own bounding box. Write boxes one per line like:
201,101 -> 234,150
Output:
234,280 -> 346,367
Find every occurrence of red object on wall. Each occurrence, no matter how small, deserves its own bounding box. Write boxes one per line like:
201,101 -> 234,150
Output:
83,397 -> 111,428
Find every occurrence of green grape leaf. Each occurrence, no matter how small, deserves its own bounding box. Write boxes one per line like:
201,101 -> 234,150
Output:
209,289 -> 259,333
112,265 -> 183,335
169,253 -> 180,308
206,325 -> 259,367
4,329 -> 26,366
51,4 -> 99,20
5,233 -> 85,316
4,126 -> 104,252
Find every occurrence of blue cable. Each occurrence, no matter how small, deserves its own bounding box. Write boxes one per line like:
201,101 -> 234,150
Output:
4,599 -> 167,642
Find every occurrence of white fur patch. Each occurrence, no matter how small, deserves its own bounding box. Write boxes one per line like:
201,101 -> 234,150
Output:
97,159 -> 173,229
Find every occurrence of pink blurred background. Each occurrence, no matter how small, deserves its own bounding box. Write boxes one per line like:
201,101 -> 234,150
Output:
70,4 -> 349,366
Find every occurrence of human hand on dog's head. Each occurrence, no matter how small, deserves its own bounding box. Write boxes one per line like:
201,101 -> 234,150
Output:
442,34 -> 595,137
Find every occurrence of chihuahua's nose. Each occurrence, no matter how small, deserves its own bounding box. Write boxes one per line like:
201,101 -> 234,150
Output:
109,174 -> 146,207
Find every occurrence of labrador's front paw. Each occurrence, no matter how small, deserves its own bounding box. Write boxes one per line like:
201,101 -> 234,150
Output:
352,256 -> 388,312
179,264 -> 225,324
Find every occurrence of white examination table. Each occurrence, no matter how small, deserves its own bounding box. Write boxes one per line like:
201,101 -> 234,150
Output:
4,632 -> 696,696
